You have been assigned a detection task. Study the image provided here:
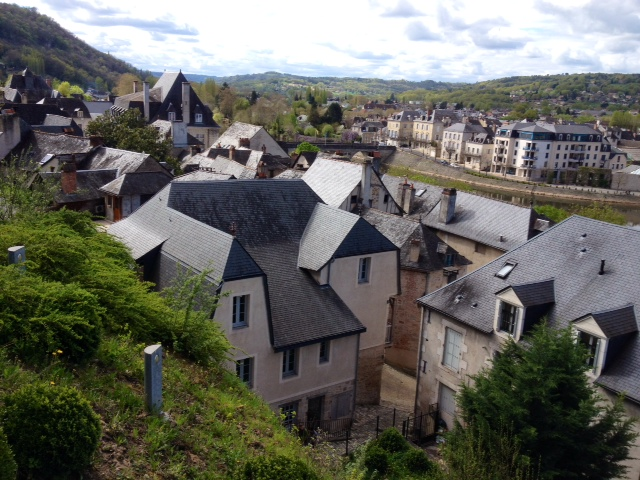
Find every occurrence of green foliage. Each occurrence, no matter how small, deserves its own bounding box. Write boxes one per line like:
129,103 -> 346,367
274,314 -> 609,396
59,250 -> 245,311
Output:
535,202 -> 626,226
323,102 -> 343,124
0,157 -> 58,222
161,267 -> 232,366
402,448 -> 434,474
363,445 -> 389,474
454,323 -> 637,480
321,124 -> 334,137
2,384 -> 101,478
375,427 -> 409,453
243,454 -> 319,480
0,427 -> 17,480
86,109 -> 177,168
295,141 -> 321,154
0,268 -> 103,364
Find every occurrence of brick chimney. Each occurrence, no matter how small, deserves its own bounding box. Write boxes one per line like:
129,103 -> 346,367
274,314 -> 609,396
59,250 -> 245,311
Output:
439,188 -> 457,224
181,82 -> 190,124
229,145 -> 235,161
89,135 -> 104,147
397,179 -> 415,216
61,161 -> 77,194
239,137 -> 250,148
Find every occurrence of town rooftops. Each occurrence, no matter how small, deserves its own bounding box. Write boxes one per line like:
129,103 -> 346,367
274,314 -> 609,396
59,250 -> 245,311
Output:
417,215 -> 640,402
302,157 -> 362,207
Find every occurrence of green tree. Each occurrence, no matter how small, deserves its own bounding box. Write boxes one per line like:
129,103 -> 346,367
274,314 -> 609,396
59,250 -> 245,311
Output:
321,124 -> 334,138
86,109 -> 177,169
451,323 -> 637,480
295,142 -> 320,154
323,102 -> 343,124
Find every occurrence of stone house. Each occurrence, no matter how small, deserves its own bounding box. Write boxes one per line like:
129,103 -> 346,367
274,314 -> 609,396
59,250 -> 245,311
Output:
415,215 -> 640,479
387,111 -> 422,146
214,121 -> 289,158
442,123 -> 491,164
109,179 -> 400,419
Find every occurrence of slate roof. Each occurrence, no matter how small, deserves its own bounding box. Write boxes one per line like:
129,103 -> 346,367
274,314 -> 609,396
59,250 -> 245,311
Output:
125,179 -> 373,350
79,147 -> 160,174
580,305 -> 638,338
381,175 -> 442,218
362,208 -> 467,272
417,215 -> 640,402
276,169 -> 305,179
108,184 -> 262,283
42,169 -> 117,203
420,189 -> 539,251
500,279 -> 555,307
5,103 -> 69,126
17,131 -> 93,162
302,157 -> 362,207
173,171 -> 235,181
298,203 -> 397,271
99,171 -> 172,196
195,155 -> 256,179
215,122 -> 262,147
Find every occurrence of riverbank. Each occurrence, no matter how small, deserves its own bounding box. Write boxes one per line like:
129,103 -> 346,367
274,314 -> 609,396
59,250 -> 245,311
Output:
384,150 -> 640,207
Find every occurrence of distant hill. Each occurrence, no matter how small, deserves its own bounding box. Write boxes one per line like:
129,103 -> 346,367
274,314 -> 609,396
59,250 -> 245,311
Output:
0,3 -> 147,90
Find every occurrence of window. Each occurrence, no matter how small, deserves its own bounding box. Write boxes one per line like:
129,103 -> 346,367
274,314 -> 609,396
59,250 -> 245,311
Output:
498,301 -> 518,336
232,295 -> 248,328
577,331 -> 601,373
195,113 -> 203,123
495,261 -> 516,279
444,253 -> 455,267
358,257 -> 371,284
280,401 -> 298,430
168,111 -> 176,121
319,341 -> 330,363
282,348 -> 297,377
236,357 -> 252,387
439,383 -> 456,417
443,328 -> 462,371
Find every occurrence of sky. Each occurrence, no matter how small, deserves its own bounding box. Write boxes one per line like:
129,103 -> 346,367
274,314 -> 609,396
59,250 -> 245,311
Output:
11,0 -> 640,83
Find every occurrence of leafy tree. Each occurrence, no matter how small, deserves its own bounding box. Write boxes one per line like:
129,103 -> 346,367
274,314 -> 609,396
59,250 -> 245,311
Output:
250,90 -> 258,105
451,323 -> 637,480
57,80 -> 71,97
321,124 -> 334,138
114,72 -> 142,96
295,142 -> 320,154
323,102 -> 343,124
523,109 -> 539,121
86,109 -> 176,168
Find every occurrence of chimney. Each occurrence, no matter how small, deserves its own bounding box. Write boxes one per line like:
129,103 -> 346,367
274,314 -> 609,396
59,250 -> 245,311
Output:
439,188 -> 457,224
409,239 -> 420,263
229,145 -> 235,161
61,161 -> 77,194
398,181 -> 416,216
143,81 -> 150,122
89,135 -> 104,147
239,137 -> 250,148
360,159 -> 372,207
133,81 -> 138,93
21,92 -> 28,104
599,260 -> 605,275
261,144 -> 266,153
181,82 -> 190,124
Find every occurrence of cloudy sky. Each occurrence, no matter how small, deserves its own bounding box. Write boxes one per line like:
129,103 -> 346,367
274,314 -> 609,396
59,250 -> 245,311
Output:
12,0 -> 640,83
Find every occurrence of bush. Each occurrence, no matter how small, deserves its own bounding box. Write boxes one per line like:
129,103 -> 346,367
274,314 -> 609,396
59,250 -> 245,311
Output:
403,448 -> 434,473
2,384 -> 101,478
0,427 -> 17,480
376,428 -> 409,453
364,445 -> 389,474
243,454 -> 318,480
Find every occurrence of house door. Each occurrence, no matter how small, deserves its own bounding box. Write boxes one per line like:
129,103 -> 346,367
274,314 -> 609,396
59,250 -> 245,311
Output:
113,197 -> 123,221
307,396 -> 324,427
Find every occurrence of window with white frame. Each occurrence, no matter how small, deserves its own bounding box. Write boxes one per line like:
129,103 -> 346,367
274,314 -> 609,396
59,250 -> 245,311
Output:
498,301 -> 518,336
358,257 -> 371,284
195,113 -> 203,123
319,340 -> 330,363
577,331 -> 602,373
168,111 -> 176,121
236,357 -> 253,387
232,295 -> 248,328
443,327 -> 462,371
282,348 -> 297,377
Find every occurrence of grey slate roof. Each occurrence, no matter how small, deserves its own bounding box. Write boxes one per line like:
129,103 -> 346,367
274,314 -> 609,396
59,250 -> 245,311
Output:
79,147 -> 160,174
42,169 -> 117,203
298,203 -> 397,271
302,157 -> 361,207
108,184 -> 262,283
501,279 -> 555,307
99,171 -> 172,196
381,175 -> 442,218
417,215 -> 640,402
582,305 -> 638,338
17,131 -> 93,163
148,179 -> 372,349
173,171 -> 235,181
362,208 -> 466,272
215,122 -> 262,147
196,155 -> 256,179
276,169 -> 305,179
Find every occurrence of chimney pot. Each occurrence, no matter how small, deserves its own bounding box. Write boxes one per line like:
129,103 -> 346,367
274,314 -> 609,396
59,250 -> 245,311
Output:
61,161 -> 77,194
439,188 -> 457,224
599,259 -> 605,275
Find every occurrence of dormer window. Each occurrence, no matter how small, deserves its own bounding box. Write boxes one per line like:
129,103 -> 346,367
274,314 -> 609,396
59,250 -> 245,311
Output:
168,111 -> 176,121
499,301 -> 518,336
577,331 -> 602,373
195,113 -> 203,123
494,280 -> 555,341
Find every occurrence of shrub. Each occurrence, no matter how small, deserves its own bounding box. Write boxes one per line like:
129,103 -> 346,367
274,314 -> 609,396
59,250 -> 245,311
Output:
243,454 -> 318,480
376,428 -> 409,453
403,447 -> 434,473
364,445 -> 389,474
0,427 -> 17,480
2,384 -> 101,478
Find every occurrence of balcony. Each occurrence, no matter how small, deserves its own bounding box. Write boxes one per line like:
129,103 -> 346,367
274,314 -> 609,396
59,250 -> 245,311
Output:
523,146 -> 539,152
523,155 -> 538,161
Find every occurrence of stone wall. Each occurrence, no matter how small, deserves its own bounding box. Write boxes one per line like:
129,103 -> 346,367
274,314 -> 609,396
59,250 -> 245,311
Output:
356,344 -> 385,405
271,379 -> 357,422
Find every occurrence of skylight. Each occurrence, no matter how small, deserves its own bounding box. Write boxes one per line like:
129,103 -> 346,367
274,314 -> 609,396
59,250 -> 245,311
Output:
495,261 -> 516,279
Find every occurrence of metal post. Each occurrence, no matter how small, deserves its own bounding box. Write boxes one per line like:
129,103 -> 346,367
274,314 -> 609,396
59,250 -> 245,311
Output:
144,344 -> 163,413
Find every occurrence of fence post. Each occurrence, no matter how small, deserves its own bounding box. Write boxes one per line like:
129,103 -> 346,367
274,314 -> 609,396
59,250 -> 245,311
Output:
376,416 -> 380,438
392,408 -> 396,427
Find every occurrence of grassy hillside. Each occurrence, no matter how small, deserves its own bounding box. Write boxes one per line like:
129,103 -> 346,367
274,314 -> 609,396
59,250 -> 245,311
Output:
0,3 -> 146,90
